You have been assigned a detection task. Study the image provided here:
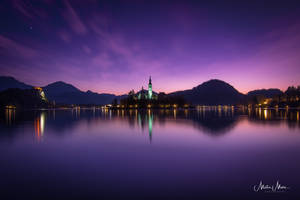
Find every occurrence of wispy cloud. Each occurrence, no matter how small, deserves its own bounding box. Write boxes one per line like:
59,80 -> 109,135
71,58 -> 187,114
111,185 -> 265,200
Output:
12,0 -> 34,18
62,0 -> 87,35
12,0 -> 48,19
0,35 -> 38,59
82,45 -> 91,54
188,23 -> 300,93
58,30 -> 72,43
2,1 -> 300,94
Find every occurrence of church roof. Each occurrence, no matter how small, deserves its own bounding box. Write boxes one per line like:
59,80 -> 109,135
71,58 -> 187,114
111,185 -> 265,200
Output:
136,89 -> 158,95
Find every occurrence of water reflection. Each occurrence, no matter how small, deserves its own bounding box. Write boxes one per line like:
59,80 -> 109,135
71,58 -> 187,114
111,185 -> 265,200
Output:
0,107 -> 299,142
5,108 -> 15,125
34,112 -> 46,142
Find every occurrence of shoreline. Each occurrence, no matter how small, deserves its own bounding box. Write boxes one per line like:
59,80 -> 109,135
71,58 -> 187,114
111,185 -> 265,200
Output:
2,106 -> 300,111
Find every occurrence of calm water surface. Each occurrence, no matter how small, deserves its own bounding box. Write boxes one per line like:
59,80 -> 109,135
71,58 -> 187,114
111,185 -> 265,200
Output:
0,108 -> 300,199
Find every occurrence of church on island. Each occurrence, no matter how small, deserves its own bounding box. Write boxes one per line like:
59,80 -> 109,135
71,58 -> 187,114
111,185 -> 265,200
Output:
134,76 -> 158,100
115,76 -> 187,109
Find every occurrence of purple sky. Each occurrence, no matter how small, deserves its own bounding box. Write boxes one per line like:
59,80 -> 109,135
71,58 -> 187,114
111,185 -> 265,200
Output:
1,0 -> 300,95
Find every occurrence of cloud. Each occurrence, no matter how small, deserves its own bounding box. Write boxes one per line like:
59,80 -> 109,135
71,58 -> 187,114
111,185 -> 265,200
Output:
62,0 -> 87,35
82,45 -> 91,54
89,18 -> 122,55
88,13 -> 133,57
12,0 -> 48,19
58,30 -> 72,43
188,23 -> 300,93
0,35 -> 38,59
12,0 -> 34,18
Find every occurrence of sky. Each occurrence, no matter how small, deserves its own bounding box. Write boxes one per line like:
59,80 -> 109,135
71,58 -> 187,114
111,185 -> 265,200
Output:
0,0 -> 300,95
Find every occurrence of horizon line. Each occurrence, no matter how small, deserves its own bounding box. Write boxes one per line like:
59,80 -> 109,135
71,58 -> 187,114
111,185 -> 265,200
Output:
1,74 -> 298,96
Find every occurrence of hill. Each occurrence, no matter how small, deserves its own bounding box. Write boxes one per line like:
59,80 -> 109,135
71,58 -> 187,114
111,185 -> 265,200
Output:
43,81 -> 121,105
247,89 -> 283,98
0,76 -> 33,91
0,76 -> 123,105
169,79 -> 244,105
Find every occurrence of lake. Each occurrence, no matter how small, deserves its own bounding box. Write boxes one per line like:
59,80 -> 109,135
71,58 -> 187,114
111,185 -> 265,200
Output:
0,107 -> 300,199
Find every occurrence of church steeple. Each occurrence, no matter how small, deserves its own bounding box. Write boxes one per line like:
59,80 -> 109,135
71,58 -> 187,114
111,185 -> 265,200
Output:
148,76 -> 152,99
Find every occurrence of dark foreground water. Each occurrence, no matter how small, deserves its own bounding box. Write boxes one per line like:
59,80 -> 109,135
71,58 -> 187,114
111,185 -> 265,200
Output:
0,107 -> 300,200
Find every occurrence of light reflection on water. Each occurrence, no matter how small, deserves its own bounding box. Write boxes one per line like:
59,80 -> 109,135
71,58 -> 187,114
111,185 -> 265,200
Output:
5,108 -> 15,125
0,108 -> 300,199
33,112 -> 45,142
0,107 -> 299,143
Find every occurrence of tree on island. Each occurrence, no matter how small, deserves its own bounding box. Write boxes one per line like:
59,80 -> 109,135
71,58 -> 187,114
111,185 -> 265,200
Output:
113,90 -> 187,109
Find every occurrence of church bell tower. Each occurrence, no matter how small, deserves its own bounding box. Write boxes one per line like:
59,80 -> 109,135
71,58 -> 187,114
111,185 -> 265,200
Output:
148,76 -> 152,99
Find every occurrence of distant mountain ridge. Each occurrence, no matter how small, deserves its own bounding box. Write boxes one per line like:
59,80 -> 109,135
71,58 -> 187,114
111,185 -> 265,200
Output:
43,81 -> 80,94
247,88 -> 283,98
0,76 -> 33,91
42,81 -> 124,105
0,76 -> 123,105
0,76 -> 285,105
169,79 -> 245,105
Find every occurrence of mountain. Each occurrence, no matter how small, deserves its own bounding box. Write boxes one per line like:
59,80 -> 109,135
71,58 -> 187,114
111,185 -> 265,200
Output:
0,76 -> 33,91
247,89 -> 283,98
0,76 -> 124,105
43,81 -> 80,94
1,76 -> 283,106
43,81 -> 120,105
169,79 -> 244,105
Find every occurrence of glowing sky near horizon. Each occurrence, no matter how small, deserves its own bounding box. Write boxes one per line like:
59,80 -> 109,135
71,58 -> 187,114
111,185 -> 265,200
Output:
0,0 -> 300,95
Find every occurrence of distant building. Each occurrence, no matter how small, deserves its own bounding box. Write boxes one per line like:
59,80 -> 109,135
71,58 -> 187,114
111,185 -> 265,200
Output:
33,87 -> 47,101
135,76 -> 158,100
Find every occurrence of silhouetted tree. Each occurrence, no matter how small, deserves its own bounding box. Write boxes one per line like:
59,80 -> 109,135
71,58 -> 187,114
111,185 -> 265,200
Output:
112,98 -> 118,106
